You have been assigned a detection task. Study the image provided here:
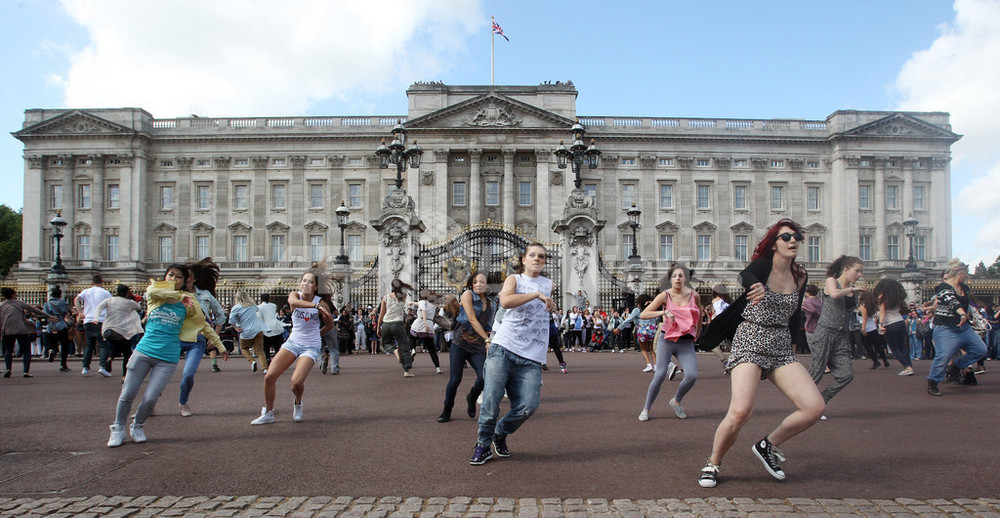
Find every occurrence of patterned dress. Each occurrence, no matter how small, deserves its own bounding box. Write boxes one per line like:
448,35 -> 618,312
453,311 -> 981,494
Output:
727,287 -> 800,379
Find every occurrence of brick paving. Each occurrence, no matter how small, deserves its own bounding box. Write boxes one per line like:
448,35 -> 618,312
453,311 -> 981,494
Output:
2,495 -> 1000,517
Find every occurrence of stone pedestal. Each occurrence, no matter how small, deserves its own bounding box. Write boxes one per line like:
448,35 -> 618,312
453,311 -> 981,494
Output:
552,188 -> 605,306
370,189 -> 425,296
901,269 -> 925,303
330,262 -> 351,308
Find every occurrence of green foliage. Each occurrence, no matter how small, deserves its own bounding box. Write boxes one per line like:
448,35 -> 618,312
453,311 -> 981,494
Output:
988,254 -> 1000,278
0,205 -> 22,276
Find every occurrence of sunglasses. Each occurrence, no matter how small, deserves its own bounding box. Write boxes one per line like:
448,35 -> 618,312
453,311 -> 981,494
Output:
777,232 -> 804,242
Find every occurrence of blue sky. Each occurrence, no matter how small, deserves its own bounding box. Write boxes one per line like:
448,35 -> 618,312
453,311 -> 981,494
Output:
3,0 -> 998,266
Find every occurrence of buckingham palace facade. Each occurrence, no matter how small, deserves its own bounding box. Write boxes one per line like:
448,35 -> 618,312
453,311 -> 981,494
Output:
12,82 -> 959,292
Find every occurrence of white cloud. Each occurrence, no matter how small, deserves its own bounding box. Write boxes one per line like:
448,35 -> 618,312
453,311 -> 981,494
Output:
892,0 -> 1000,266
54,0 -> 483,117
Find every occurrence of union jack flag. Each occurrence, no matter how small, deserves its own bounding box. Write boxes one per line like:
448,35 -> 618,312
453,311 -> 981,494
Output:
492,19 -> 509,42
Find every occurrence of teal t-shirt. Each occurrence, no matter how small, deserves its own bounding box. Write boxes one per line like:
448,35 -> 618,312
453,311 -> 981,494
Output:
135,301 -> 186,363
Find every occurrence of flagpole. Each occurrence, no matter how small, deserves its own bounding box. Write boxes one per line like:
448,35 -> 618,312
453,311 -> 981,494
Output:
490,16 -> 495,85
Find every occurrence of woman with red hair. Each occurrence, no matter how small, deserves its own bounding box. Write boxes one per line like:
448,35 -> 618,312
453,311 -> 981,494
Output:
697,219 -> 825,488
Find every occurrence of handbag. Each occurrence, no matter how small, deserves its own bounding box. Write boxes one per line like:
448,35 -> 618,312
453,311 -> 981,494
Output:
433,313 -> 454,331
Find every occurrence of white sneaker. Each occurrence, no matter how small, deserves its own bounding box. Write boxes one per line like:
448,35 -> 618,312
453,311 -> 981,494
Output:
667,362 -> 679,381
251,407 -> 275,425
669,398 -> 688,419
819,414 -> 828,421
107,424 -> 126,447
435,367 -> 443,374
638,409 -> 649,422
81,368 -> 90,375
98,368 -> 112,377
293,402 -> 303,422
403,371 -> 414,378
180,404 -> 192,417
251,361 -> 258,373
130,423 -> 147,443
642,364 -> 654,373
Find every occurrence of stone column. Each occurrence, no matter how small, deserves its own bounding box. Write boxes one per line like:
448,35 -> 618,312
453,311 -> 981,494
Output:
290,156 -> 307,260
931,157 -> 951,259
90,154 -> 106,261
214,156 -> 232,259
370,189 -> 425,296
535,149 -> 552,241
502,149 -> 515,227
429,149 -> 448,237
251,156 -> 268,260
901,270 -> 925,304
902,157 -> 915,217
129,152 -> 149,265
176,157 -> 193,260
469,149 -> 482,224
552,189 -> 605,307
22,155 -> 45,262
873,156 -> 887,262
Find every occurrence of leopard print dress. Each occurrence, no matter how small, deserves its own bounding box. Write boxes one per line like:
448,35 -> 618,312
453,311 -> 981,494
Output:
726,287 -> 800,379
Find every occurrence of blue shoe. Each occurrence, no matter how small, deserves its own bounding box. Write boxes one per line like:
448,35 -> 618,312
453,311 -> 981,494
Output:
470,444 -> 493,465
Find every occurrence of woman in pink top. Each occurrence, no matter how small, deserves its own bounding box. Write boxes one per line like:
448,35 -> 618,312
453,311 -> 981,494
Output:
637,264 -> 702,421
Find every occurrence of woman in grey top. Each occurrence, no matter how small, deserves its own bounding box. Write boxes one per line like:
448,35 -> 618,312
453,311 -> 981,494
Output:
93,284 -> 144,379
807,256 -> 864,412
378,278 -> 415,377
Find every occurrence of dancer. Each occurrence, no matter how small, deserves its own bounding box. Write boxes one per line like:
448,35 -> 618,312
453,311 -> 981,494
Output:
75,274 -> 112,376
188,259 -> 228,373
230,290 -> 269,374
107,266 -> 222,447
1,287 -> 54,378
470,243 -> 557,465
411,289 -> 442,374
251,264 -> 333,424
439,272 -> 495,423
177,259 -> 228,417
858,292 -> 889,369
377,279 -> 416,377
807,256 -> 864,417
926,258 -> 988,395
695,219 -> 823,487
706,284 -> 732,368
636,264 -> 701,421
43,287 -> 73,372
616,295 -> 658,372
93,284 -> 144,380
874,278 -> 913,376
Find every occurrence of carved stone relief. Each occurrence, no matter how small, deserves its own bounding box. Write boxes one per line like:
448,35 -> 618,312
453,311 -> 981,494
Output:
550,170 -> 563,186
463,101 -> 521,127
789,158 -> 804,170
713,157 -> 732,169
420,171 -> 434,186
214,156 -> 231,168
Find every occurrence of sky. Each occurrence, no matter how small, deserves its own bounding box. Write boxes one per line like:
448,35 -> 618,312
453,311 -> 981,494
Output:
2,0 -> 998,267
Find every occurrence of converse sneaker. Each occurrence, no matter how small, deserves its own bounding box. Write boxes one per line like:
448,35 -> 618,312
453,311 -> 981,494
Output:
752,437 -> 786,480
493,435 -> 511,457
107,424 -> 126,448
251,407 -> 275,425
698,462 -> 719,488
638,409 -> 649,422
669,398 -> 687,419
129,423 -> 147,443
98,368 -> 112,377
293,402 -> 303,422
470,444 -> 493,465
642,363 -> 654,373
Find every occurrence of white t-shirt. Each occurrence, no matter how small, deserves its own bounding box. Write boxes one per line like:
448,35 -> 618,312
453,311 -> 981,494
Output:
491,274 -> 553,364
77,286 -> 111,324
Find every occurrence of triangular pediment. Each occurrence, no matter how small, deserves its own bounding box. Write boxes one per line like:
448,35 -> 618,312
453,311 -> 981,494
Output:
405,92 -> 576,130
13,110 -> 136,139
835,114 -> 960,142
153,222 -> 177,233
304,221 -> 329,232
693,221 -> 718,232
805,222 -> 827,234
228,221 -> 251,233
655,220 -> 680,232
190,222 -> 215,233
266,221 -> 290,232
730,221 -> 754,234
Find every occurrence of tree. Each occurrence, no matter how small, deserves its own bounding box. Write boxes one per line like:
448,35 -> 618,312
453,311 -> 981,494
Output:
988,254 -> 1000,278
0,205 -> 22,277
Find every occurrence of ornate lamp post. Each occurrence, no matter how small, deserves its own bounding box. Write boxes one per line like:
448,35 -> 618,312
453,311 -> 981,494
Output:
335,201 -> 350,266
626,202 -> 641,263
375,120 -> 423,190
50,211 -> 67,276
554,121 -> 601,189
903,213 -> 919,271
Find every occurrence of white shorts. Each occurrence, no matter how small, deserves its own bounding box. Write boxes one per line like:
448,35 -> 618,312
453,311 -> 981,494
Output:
280,338 -> 321,363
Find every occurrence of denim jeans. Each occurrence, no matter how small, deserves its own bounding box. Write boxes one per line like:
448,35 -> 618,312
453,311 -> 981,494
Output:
927,324 -> 987,383
444,345 -> 485,410
476,344 -> 542,447
178,337 -> 207,405
909,334 -> 923,360
115,352 -> 177,426
2,334 -> 33,374
83,322 -> 110,371
884,321 -> 911,369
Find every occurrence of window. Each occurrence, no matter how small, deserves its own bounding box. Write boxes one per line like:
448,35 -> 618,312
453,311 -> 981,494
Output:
697,235 -> 711,261
859,235 -> 872,261
348,157 -> 362,166
734,235 -> 748,262
913,186 -> 925,210
348,183 -> 362,208
733,159 -> 748,168
887,235 -> 900,261
235,159 -> 249,167
622,234 -> 635,259
107,184 -> 119,209
808,236 -> 821,263
273,158 -> 285,166
858,185 -> 871,210
770,185 -> 784,210
159,159 -> 173,167
659,158 -> 673,166
914,236 -> 926,261
807,186 -> 820,211
808,161 -> 820,169
233,184 -> 249,210
50,235 -> 57,261
518,181 -> 532,206
733,185 -> 747,210
197,185 -> 211,211
271,183 -> 286,210
347,234 -> 362,262
309,235 -> 324,263
197,159 -> 210,167
621,184 -> 636,210
485,181 -> 500,206
584,183 -> 598,202
452,156 -> 466,164
621,158 -> 635,166
859,159 -> 870,167
770,160 -> 784,168
696,159 -> 710,167
50,185 -> 63,210
233,235 -> 248,262
310,158 -> 324,166
271,235 -> 286,262
309,184 -> 323,209
659,184 -> 673,209
660,235 -> 674,261
696,184 -> 711,209
158,236 -> 173,263
195,236 -> 210,260
78,184 -> 91,209
886,185 -> 898,210
160,185 -> 173,210
77,235 -> 90,261
106,235 -> 119,261
452,182 -> 467,207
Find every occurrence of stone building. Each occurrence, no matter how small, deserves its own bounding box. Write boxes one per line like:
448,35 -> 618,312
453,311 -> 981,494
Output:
12,82 -> 959,305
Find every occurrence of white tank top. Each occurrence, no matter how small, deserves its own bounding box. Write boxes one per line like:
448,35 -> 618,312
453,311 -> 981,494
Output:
287,293 -> 322,349
491,274 -> 552,364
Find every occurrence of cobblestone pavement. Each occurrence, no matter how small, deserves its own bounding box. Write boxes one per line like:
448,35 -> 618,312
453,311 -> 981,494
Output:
3,496 -> 1000,517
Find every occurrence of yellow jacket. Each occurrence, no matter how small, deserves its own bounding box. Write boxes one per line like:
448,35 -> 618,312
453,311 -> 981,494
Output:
145,282 -> 223,351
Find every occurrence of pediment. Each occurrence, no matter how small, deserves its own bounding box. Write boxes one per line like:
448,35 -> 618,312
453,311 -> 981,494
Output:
72,222 -> 92,232
345,221 -> 367,232
805,222 -> 827,234
836,114 -> 960,142
730,221 -> 754,234
228,221 -> 251,233
693,221 -> 718,232
153,222 -> 177,233
655,220 -> 679,232
190,222 -> 215,233
404,92 -> 576,130
13,110 -> 136,139
266,221 -> 290,232
304,221 -> 328,232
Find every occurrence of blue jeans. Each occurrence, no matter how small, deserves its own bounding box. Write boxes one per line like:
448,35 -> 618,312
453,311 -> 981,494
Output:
476,344 -> 541,447
909,334 -> 922,359
179,337 -> 207,405
927,324 -> 987,383
83,322 -> 110,371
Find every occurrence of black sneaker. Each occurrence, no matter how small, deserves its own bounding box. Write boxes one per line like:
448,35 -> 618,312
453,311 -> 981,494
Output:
698,462 -> 719,488
212,364 -> 221,373
959,371 -> 978,385
928,380 -> 942,396
470,444 -> 493,465
493,435 -> 511,457
752,437 -> 786,480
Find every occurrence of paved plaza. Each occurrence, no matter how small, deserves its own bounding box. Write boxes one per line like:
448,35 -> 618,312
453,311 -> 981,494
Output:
2,351 -> 997,516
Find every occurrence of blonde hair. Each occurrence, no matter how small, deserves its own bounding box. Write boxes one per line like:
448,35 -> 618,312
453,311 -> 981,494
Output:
234,290 -> 255,307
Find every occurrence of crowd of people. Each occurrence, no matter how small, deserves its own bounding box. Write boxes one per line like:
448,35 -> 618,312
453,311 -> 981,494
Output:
1,218 -> 997,488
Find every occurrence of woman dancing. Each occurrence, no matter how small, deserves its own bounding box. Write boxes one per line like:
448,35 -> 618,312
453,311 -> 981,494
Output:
377,279 -> 416,377
807,256 -> 864,417
177,258 -> 228,417
438,272 -> 495,423
874,278 -> 913,376
230,290 -> 269,374
616,295 -> 658,373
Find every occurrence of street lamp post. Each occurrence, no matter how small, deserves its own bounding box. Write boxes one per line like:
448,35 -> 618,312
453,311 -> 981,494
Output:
375,120 -> 423,190
50,211 -> 67,276
626,202 -> 641,263
335,201 -> 350,266
554,121 -> 601,189
903,213 -> 919,270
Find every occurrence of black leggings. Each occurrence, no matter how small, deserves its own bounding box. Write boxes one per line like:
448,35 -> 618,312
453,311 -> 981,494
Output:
549,333 -> 564,364
47,329 -> 72,368
861,332 -> 888,365
417,334 -> 440,368
443,346 -> 485,409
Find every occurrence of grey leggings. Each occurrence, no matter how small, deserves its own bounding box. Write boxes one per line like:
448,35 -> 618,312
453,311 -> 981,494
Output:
114,352 -> 178,427
644,337 -> 698,409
